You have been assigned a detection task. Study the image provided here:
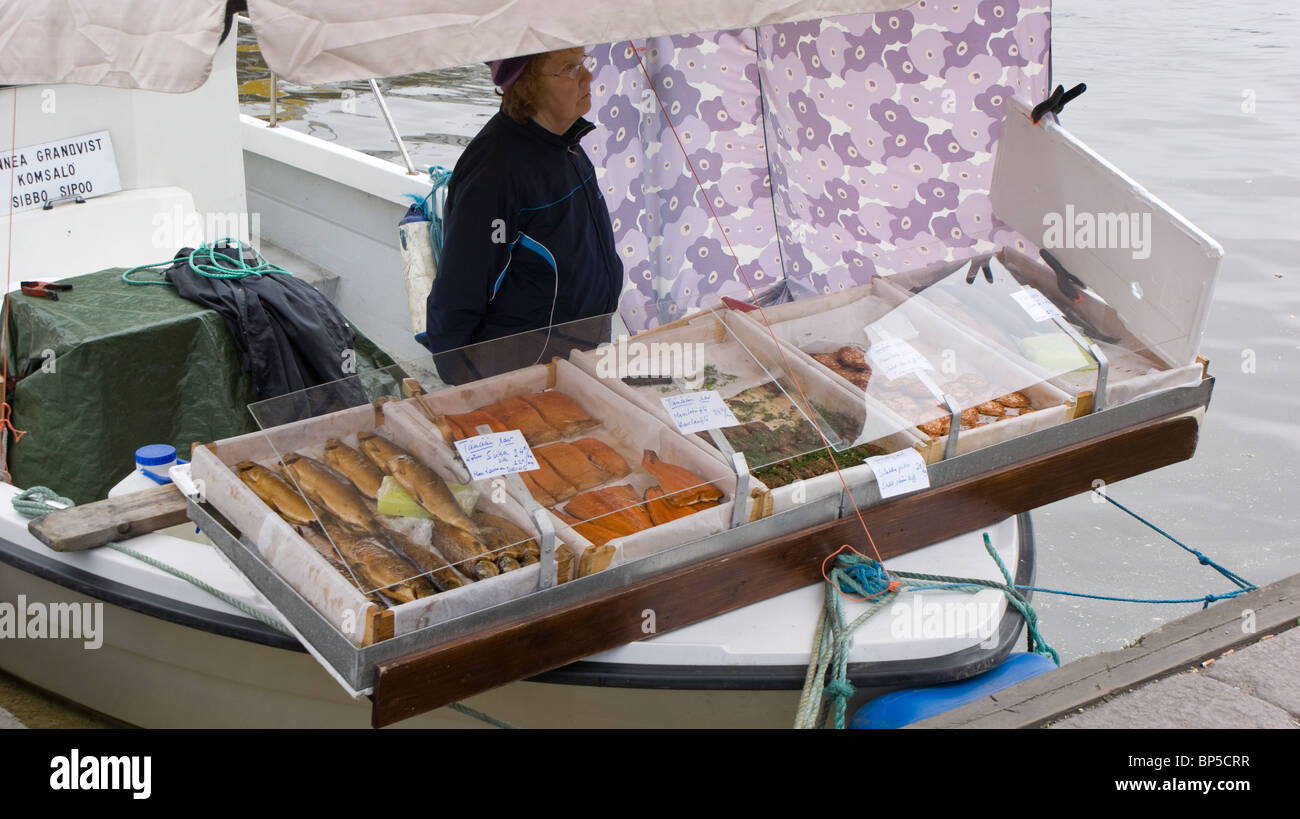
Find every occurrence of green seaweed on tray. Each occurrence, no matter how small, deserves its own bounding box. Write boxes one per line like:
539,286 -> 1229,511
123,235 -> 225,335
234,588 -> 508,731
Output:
696,364 -> 739,392
751,442 -> 888,488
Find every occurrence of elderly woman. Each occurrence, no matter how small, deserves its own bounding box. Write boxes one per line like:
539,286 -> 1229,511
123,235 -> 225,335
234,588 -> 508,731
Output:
423,47 -> 623,382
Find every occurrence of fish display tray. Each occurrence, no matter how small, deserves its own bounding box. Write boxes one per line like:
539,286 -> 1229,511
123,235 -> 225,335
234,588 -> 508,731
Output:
383,358 -> 766,574
186,368 -> 1214,722
189,402 -> 593,649
749,270 -> 1088,461
569,309 -> 924,516
990,247 -> 1208,409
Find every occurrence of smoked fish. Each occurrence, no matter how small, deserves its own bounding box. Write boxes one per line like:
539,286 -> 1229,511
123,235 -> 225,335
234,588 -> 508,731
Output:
641,450 -> 724,507
520,391 -> 599,437
236,460 -> 316,526
323,438 -> 386,499
281,453 -> 376,532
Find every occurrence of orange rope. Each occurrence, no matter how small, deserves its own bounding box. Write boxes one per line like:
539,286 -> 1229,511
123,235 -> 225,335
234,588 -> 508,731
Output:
3,86 -> 28,452
629,41 -> 889,576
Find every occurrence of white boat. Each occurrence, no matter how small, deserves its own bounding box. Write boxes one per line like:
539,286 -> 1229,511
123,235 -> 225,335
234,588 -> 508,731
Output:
0,1 -> 1217,728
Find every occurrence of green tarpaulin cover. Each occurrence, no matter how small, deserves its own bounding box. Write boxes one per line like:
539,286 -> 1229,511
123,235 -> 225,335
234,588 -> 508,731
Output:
4,267 -> 395,504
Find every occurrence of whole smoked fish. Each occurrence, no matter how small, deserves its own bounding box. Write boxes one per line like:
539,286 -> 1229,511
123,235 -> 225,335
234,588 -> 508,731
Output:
236,460 -> 316,526
281,453 -> 377,532
318,513 -> 434,604
324,438 -> 386,499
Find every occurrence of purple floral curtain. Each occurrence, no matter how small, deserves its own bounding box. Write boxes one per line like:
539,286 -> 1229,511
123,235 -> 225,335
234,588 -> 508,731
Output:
588,0 -> 1052,333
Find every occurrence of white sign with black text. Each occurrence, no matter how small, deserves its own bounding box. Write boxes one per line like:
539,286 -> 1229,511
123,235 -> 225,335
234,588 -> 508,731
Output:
453,430 -> 540,481
661,390 -> 740,435
3,130 -> 120,213
1010,287 -> 1065,322
865,448 -> 931,499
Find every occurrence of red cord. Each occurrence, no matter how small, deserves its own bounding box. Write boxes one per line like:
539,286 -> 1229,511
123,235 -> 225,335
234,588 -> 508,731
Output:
3,87 -> 29,454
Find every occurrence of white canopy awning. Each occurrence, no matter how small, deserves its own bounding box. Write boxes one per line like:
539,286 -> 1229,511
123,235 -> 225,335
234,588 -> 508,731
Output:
0,0 -> 227,93
0,0 -> 912,92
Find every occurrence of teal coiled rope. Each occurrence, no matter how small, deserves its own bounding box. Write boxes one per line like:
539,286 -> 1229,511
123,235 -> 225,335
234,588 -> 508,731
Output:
796,491 -> 1257,728
121,240 -> 293,287
796,534 -> 1061,730
12,486 -> 518,729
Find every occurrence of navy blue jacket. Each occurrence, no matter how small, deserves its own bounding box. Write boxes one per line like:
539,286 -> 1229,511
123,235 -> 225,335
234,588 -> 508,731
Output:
423,112 -> 622,374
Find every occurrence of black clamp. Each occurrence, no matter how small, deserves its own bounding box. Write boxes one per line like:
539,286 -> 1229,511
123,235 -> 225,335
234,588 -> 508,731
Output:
1031,83 -> 1086,124
1038,249 -> 1087,303
965,259 -> 994,285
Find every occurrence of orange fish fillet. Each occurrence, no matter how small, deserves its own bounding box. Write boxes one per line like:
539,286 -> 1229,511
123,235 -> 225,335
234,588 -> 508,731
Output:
572,437 -> 630,479
520,391 -> 600,437
641,450 -> 724,507
480,396 -> 562,445
553,509 -> 622,547
520,472 -> 557,507
564,485 -> 654,537
535,442 -> 611,491
644,486 -> 699,526
444,410 -> 508,441
522,458 -> 577,505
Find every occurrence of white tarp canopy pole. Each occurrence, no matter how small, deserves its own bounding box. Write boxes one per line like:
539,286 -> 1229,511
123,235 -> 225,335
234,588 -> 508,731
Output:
0,0 -> 914,92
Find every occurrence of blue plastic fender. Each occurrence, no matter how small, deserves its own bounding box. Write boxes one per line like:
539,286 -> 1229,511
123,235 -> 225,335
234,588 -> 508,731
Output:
850,652 -> 1058,729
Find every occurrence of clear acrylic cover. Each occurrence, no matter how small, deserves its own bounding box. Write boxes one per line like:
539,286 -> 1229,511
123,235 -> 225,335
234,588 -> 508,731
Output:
242,314 -> 734,610
759,263 -> 1090,446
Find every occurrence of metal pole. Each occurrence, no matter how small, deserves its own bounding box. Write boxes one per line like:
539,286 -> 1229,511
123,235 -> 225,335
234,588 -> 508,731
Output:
269,71 -> 278,127
368,79 -> 418,175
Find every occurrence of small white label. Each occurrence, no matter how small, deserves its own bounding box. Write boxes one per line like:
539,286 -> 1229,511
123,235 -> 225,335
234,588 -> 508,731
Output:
1011,287 -> 1064,322
865,448 -> 930,499
865,335 -> 934,380
4,130 -> 121,213
661,390 -> 740,434
453,430 -> 540,481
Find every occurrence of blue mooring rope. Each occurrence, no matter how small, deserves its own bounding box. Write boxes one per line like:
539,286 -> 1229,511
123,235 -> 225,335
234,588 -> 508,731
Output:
1095,489 -> 1256,593
800,492 -> 1257,728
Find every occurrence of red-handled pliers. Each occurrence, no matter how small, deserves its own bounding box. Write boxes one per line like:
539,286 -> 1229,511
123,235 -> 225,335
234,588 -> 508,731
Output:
19,281 -> 73,301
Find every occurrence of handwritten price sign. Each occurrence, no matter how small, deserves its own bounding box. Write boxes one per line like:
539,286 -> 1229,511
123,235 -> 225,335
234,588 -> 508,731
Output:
864,448 -> 930,499
1011,287 -> 1065,322
661,391 -> 740,435
453,430 -> 540,481
865,335 -> 934,380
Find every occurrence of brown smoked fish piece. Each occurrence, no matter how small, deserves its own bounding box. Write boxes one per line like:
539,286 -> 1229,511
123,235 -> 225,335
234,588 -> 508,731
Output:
445,410 -> 508,440
521,458 -> 577,504
644,486 -> 699,526
641,449 -> 724,507
479,396 -> 562,445
564,485 -> 654,537
572,438 -> 631,479
534,442 -> 611,491
520,391 -> 599,436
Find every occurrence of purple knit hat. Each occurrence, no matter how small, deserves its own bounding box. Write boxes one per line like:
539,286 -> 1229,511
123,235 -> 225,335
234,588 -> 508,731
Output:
486,56 -> 531,90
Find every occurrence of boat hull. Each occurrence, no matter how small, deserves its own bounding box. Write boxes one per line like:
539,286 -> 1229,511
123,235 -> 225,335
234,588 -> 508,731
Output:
0,514 -> 1032,728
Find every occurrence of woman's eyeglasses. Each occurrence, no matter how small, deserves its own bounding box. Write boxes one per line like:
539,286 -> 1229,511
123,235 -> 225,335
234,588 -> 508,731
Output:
544,55 -> 598,80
